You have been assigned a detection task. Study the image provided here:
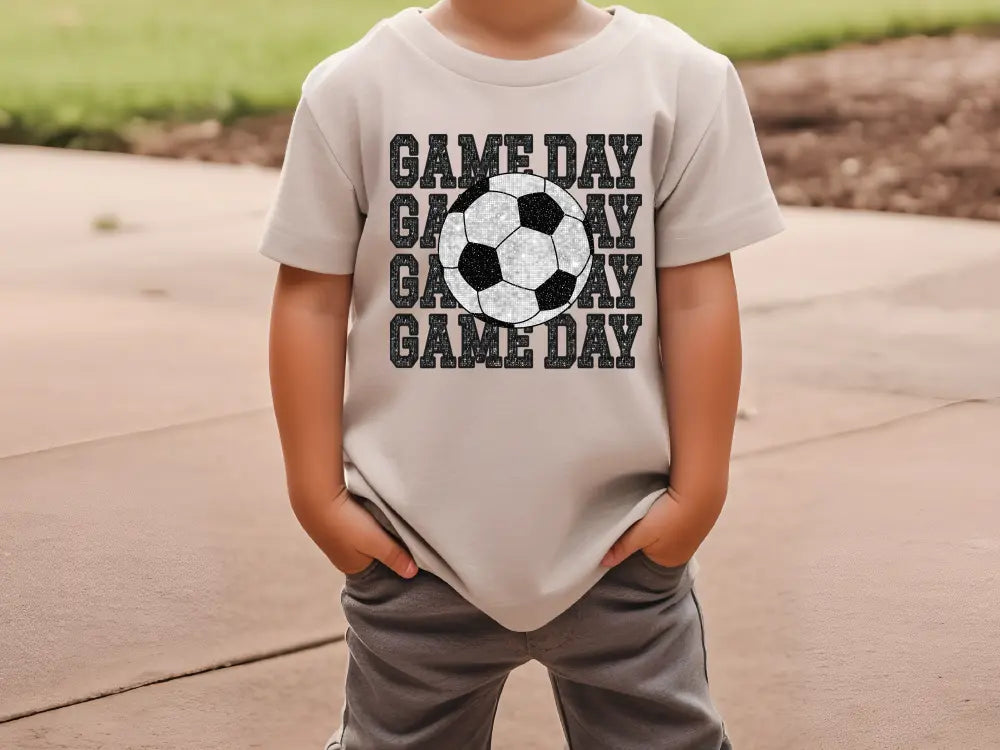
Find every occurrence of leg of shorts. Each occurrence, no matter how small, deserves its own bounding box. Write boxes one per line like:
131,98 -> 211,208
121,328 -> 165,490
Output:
326,558 -> 530,750
532,551 -> 732,750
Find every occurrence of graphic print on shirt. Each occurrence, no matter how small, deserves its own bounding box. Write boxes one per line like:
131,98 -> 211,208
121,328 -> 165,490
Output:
389,133 -> 643,369
438,172 -> 594,329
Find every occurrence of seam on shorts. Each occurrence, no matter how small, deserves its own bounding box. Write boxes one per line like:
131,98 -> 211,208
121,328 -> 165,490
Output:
691,588 -> 733,749
326,628 -> 356,749
547,671 -> 575,750
486,672 -> 512,750
690,587 -> 710,684
547,669 -> 614,750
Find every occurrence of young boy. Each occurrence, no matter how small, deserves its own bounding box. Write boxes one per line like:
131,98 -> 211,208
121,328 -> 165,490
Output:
259,1 -> 784,747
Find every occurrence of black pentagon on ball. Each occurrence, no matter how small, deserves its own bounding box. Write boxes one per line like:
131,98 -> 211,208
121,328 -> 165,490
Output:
458,242 -> 503,291
518,192 -> 564,235
448,177 -> 490,214
535,270 -> 577,310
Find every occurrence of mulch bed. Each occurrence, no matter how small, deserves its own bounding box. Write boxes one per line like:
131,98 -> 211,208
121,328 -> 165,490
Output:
127,33 -> 1000,221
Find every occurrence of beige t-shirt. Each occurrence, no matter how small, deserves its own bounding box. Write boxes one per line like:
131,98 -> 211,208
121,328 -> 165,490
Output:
258,4 -> 785,631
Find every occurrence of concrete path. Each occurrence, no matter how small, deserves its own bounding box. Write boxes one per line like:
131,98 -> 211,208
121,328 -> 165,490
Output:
1,145 -> 998,748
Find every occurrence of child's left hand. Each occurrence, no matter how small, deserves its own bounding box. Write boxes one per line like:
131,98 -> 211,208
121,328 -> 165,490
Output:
600,486 -> 716,568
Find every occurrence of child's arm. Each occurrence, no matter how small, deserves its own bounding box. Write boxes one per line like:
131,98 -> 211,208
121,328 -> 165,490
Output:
600,253 -> 741,568
657,251 -> 742,541
267,264 -> 418,578
650,253 -> 742,562
600,57 -> 783,569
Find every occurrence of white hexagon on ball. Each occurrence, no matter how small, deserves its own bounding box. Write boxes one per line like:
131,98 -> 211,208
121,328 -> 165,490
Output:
464,192 -> 520,247
437,213 -> 467,268
496,227 -> 558,290
443,268 -> 482,313
551,216 -> 590,275
570,255 -> 593,302
479,281 -> 539,325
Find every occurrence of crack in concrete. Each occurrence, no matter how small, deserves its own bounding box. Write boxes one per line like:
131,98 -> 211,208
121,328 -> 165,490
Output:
739,252 -> 1000,317
733,396 -> 994,461
0,633 -> 344,725
0,406 -> 272,463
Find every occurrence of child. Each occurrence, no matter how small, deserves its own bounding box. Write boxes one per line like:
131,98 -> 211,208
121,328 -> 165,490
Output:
259,1 -> 784,747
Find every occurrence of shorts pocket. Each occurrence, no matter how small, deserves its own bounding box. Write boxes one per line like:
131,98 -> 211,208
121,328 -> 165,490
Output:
344,557 -> 381,581
638,548 -> 690,575
601,551 -> 693,606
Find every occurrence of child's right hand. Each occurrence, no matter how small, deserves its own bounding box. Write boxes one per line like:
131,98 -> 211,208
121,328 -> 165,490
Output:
292,486 -> 419,579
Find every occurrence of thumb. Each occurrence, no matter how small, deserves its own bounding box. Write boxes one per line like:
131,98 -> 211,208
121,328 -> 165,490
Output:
600,518 -> 654,567
370,532 -> 419,579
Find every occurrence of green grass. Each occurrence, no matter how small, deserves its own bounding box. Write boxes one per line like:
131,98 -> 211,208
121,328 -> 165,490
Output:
2,0 -> 998,147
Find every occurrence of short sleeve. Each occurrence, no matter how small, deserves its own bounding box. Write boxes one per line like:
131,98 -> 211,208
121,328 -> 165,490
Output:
256,95 -> 364,275
654,60 -> 785,268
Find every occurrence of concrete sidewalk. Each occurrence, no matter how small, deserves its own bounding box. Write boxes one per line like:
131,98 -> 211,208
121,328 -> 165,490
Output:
1,144 -> 998,749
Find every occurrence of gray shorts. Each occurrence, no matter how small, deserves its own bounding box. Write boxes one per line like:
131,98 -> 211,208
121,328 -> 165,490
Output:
327,496 -> 732,750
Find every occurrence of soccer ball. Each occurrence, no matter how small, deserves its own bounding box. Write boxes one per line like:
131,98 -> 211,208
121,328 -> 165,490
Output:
438,172 -> 593,328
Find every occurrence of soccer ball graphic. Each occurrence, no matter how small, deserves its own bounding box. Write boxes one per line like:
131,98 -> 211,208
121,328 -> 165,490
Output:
438,172 -> 594,328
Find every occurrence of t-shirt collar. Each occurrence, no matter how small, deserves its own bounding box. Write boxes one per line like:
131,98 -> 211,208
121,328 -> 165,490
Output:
388,4 -> 644,87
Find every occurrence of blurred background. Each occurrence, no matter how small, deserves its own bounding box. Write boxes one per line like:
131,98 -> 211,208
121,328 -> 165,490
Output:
3,0 -> 999,218
1,2 -> 998,748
